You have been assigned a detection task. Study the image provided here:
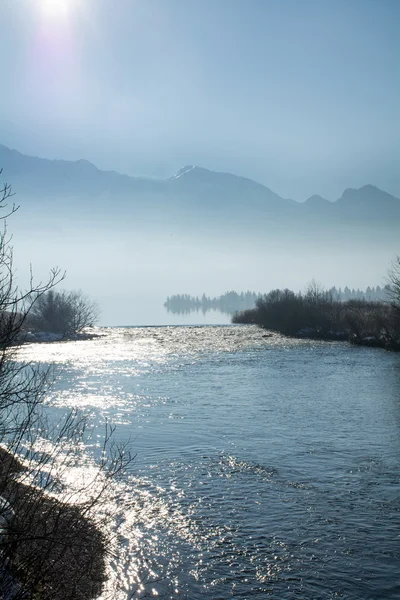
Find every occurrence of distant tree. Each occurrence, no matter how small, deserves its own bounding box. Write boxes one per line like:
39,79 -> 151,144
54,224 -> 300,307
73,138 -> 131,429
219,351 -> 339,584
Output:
304,280 -> 330,304
388,256 -> 400,311
29,289 -> 100,335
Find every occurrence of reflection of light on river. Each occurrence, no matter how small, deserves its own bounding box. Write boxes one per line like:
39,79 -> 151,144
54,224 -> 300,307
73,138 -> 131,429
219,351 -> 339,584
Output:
16,327 -> 291,598
20,435 -> 186,598
17,326 -> 308,370
18,436 -> 288,598
36,450 -> 257,599
13,326 -> 398,599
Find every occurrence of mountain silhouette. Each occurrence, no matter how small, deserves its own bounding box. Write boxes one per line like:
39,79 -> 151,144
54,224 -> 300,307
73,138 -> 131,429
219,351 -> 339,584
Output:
1,144 -> 399,231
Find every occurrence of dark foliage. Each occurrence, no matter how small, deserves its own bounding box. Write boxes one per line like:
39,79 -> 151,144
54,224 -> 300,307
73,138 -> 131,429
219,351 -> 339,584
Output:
28,289 -> 99,335
233,283 -> 400,350
165,285 -> 389,316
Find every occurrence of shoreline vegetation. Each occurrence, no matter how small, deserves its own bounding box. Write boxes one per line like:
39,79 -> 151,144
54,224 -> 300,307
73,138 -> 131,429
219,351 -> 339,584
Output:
232,279 -> 400,351
0,174 -> 131,600
0,398 -> 129,600
20,328 -> 104,344
0,448 -> 106,600
164,286 -> 387,316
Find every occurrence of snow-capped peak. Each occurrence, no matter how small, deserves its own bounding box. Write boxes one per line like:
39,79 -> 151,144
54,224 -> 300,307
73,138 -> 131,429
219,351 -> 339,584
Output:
169,165 -> 196,180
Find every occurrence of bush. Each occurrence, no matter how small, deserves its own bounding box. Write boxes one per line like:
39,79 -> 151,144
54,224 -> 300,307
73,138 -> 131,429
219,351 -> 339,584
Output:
28,289 -> 100,335
232,282 -> 400,348
234,286 -> 338,337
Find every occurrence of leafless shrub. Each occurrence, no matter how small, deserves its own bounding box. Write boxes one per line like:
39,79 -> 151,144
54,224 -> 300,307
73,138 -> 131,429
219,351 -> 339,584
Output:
28,289 -> 100,336
387,255 -> 400,312
0,171 -> 132,599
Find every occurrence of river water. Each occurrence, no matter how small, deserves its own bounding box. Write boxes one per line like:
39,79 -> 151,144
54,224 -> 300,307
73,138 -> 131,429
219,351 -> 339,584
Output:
18,326 -> 400,599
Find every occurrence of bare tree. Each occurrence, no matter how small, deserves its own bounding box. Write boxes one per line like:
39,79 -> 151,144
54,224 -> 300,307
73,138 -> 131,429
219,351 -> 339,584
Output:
304,279 -> 328,304
388,255 -> 400,312
28,289 -> 100,336
68,290 -> 100,332
0,172 -> 132,599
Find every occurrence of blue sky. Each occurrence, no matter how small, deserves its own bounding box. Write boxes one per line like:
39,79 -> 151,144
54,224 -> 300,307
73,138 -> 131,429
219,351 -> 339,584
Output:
1,0 -> 399,199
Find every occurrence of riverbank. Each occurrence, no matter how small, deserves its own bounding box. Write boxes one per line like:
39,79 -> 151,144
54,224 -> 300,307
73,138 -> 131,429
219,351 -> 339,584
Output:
294,327 -> 400,350
232,289 -> 400,351
20,329 -> 105,344
0,447 -> 106,600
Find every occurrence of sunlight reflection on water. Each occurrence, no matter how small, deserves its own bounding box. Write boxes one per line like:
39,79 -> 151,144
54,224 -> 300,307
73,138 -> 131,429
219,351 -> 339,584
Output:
15,326 -> 400,599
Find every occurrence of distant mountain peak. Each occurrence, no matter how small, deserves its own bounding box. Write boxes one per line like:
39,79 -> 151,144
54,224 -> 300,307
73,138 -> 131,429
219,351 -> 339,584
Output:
304,194 -> 330,205
169,165 -> 197,180
340,184 -> 399,204
359,184 -> 379,192
74,158 -> 97,170
342,184 -> 382,196
0,143 -> 398,224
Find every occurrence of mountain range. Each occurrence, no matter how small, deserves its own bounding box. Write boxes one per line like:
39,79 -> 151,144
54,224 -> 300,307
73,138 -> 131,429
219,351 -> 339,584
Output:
1,143 -> 399,233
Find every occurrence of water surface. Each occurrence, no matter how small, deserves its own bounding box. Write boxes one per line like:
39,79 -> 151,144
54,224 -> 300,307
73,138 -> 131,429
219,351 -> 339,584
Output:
18,326 -> 400,599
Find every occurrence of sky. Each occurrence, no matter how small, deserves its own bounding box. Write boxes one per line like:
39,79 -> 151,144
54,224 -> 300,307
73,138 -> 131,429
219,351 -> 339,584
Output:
0,0 -> 399,201
1,0 -> 399,325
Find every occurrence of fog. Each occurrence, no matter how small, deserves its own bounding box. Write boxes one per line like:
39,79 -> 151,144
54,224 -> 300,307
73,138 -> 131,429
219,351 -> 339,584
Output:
12,210 -> 397,325
1,0 -> 399,200
1,0 -> 398,326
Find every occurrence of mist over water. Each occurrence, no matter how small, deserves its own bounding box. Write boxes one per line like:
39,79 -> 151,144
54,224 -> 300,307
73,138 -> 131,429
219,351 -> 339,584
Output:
3,136 -> 398,327
12,212 -> 398,325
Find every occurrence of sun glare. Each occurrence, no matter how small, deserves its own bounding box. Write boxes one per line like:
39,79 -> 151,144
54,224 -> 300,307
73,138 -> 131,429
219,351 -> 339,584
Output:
41,0 -> 69,18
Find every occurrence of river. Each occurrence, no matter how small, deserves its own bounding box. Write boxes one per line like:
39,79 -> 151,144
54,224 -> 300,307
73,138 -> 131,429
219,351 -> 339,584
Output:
17,326 -> 400,599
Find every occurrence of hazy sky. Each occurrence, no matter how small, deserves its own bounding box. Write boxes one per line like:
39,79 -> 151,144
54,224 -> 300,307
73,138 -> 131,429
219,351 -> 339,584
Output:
1,0 -> 399,200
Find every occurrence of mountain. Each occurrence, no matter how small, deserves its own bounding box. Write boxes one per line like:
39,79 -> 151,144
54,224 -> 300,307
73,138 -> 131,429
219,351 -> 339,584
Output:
0,143 -> 162,198
338,184 -> 397,206
337,185 -> 400,218
1,143 -> 399,231
304,194 -> 331,207
0,144 -> 290,208
166,164 -> 295,214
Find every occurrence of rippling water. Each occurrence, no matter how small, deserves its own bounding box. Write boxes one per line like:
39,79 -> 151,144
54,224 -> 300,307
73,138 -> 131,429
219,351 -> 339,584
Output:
17,326 -> 400,599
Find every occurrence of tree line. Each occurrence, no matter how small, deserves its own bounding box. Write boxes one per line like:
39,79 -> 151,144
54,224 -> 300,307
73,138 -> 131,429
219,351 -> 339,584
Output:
232,274 -> 400,350
165,286 -> 390,316
164,291 -> 260,315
